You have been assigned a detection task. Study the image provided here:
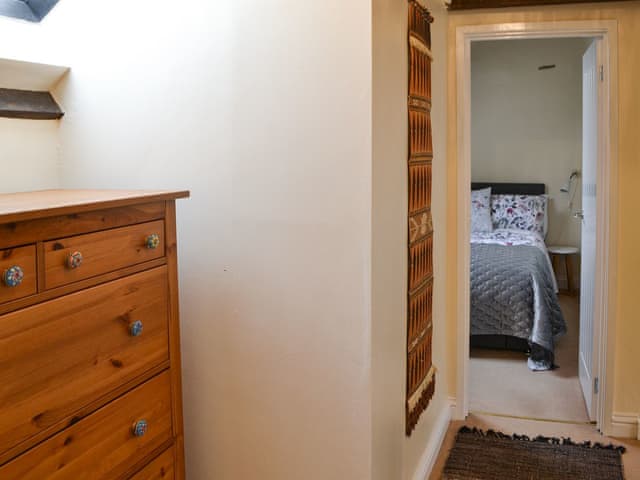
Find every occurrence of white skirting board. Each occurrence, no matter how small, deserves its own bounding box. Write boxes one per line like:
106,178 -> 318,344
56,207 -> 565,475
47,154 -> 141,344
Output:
610,412 -> 639,439
411,399 -> 454,480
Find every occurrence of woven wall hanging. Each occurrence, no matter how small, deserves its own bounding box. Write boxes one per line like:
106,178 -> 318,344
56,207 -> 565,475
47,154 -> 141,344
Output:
406,0 -> 435,436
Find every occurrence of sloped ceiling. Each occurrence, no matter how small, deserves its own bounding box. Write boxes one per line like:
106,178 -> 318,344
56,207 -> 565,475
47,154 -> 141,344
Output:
0,0 -> 60,22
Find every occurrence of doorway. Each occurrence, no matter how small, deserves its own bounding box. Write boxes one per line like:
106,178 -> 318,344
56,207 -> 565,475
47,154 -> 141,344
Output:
468,36 -> 596,424
454,21 -> 619,436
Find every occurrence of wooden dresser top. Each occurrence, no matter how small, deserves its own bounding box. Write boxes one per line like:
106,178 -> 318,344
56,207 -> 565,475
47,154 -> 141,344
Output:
0,189 -> 190,223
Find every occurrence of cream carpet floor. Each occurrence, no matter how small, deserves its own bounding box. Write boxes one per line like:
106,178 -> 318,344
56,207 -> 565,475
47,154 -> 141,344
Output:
430,413 -> 640,480
469,294 -> 590,423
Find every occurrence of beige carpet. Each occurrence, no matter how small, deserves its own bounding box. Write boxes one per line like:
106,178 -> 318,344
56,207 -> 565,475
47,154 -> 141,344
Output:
430,413 -> 640,480
469,294 -> 590,423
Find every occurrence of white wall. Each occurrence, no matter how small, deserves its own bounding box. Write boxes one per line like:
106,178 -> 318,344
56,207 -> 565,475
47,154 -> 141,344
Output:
471,38 -> 588,247
0,0 -> 455,477
372,1 -> 450,479
0,12 -> 63,194
0,19 -> 68,194
0,118 -> 60,193
371,0 -> 407,476
402,3 -> 451,479
2,1 -> 373,478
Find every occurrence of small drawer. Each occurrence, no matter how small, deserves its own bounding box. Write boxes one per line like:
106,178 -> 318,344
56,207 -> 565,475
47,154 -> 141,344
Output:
129,446 -> 175,480
44,220 -> 165,290
0,267 -> 169,458
0,372 -> 173,480
0,245 -> 36,304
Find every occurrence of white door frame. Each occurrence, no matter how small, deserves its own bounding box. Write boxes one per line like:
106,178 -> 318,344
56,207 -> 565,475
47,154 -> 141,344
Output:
454,20 -> 619,435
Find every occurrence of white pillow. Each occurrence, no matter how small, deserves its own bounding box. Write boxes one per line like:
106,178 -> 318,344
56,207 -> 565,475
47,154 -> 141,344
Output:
471,187 -> 492,233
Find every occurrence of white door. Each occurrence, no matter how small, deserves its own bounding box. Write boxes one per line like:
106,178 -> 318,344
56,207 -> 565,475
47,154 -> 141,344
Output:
579,40 -> 598,421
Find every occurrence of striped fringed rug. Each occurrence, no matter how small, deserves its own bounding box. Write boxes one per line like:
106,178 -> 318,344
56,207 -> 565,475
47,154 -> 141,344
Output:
443,426 -> 626,480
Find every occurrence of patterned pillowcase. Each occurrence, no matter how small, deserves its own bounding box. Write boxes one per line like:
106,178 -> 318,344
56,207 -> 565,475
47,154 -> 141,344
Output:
491,194 -> 547,235
471,188 -> 492,233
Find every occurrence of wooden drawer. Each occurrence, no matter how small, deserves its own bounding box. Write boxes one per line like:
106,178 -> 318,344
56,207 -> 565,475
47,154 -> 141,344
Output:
130,447 -> 175,480
0,267 -> 169,458
0,372 -> 173,480
44,220 -> 165,290
0,245 -> 36,304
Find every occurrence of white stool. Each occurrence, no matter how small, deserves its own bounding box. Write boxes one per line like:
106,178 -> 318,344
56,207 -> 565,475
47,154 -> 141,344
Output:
547,245 -> 579,295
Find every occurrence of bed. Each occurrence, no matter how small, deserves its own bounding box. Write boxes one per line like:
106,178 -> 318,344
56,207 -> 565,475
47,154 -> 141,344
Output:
470,182 -> 566,371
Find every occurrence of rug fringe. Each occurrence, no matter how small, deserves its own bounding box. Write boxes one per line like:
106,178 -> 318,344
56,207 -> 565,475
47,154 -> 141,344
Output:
457,426 -> 627,454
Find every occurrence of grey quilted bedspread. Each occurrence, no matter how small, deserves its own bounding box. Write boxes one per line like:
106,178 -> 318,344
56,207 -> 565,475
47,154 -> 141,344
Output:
470,243 -> 567,370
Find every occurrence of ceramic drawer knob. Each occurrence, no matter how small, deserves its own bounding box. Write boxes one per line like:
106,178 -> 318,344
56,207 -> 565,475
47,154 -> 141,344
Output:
67,251 -> 83,269
131,419 -> 148,437
3,265 -> 24,287
129,320 -> 144,337
145,234 -> 160,250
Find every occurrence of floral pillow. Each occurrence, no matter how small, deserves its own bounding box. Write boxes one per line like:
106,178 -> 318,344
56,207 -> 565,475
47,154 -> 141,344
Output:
491,194 -> 547,235
471,187 -> 492,233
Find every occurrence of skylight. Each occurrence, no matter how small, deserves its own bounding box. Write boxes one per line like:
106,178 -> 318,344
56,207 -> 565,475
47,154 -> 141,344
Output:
0,0 -> 60,23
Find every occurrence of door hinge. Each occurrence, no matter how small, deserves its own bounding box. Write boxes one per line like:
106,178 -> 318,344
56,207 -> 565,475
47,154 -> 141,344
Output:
600,65 -> 604,82
594,377 -> 599,394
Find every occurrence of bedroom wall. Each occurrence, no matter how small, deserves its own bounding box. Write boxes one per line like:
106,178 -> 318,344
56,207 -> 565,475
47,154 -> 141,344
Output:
0,118 -> 60,193
0,16 -> 71,194
4,0 -> 454,477
2,0 -> 375,478
471,38 -> 586,248
372,0 -> 451,478
0,14 -> 67,195
402,2 -> 451,479
371,0 -> 407,476
448,4 -> 640,434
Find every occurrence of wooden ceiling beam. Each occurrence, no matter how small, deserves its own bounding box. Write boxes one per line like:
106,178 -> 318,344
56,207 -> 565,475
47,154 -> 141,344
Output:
448,0 -> 637,10
0,89 -> 64,120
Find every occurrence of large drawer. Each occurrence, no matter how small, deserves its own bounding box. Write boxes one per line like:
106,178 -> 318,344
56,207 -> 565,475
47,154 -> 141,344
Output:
0,245 -> 36,304
44,220 -> 165,290
0,267 -> 169,457
129,446 -> 175,480
0,372 -> 173,480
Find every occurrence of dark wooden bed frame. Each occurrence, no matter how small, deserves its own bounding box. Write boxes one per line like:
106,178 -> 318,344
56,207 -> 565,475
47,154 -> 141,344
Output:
470,182 -> 546,353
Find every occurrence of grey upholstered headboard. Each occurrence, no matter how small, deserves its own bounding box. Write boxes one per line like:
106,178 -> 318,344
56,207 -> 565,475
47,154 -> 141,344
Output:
471,182 -> 545,195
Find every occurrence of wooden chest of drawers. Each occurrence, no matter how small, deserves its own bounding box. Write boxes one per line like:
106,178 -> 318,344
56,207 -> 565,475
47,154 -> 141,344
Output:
0,190 -> 189,480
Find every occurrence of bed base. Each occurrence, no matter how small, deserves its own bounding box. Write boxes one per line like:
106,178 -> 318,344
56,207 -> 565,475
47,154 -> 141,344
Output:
470,335 -> 530,353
